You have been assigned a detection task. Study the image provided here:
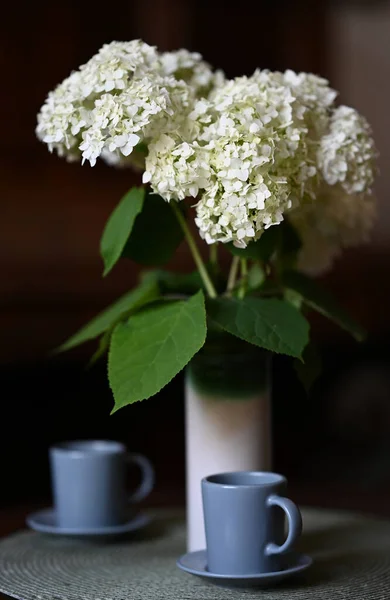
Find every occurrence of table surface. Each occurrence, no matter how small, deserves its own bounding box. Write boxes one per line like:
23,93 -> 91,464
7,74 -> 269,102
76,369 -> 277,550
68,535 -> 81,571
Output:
1,507 -> 390,600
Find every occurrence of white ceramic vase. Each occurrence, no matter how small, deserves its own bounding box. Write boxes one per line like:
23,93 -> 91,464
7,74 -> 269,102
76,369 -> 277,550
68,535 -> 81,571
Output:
185,338 -> 272,551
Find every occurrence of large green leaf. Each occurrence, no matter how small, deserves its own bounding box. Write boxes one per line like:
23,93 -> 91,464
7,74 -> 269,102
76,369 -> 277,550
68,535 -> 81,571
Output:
283,270 -> 366,341
57,279 -> 159,352
109,290 -> 207,411
207,296 -> 309,358
100,187 -> 145,276
122,192 -> 184,266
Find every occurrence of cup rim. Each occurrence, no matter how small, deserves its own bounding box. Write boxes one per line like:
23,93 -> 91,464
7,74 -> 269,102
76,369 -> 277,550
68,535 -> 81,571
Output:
50,440 -> 126,457
202,471 -> 287,488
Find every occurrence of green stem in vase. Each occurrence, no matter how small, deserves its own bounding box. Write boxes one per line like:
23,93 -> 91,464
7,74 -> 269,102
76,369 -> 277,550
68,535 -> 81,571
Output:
238,258 -> 248,299
226,256 -> 240,294
171,202 -> 217,299
209,243 -> 218,268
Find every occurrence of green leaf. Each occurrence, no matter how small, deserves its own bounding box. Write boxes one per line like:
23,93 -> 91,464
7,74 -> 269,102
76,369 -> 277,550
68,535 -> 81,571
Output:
109,290 -> 207,411
122,192 -> 184,266
140,269 -> 204,296
100,187 -> 145,276
141,264 -> 226,297
87,329 -> 112,367
294,343 -> 322,393
57,279 -> 159,352
283,270 -> 366,341
207,296 -> 309,358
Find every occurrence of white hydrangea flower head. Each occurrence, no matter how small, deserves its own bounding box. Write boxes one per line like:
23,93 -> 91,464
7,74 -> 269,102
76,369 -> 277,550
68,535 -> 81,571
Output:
80,76 -> 191,166
289,185 -> 376,275
144,133 -> 211,201
282,70 -> 337,135
146,70 -> 329,246
36,40 -> 191,166
193,72 -> 319,246
318,105 -> 377,195
159,49 -> 225,97
74,39 -> 160,93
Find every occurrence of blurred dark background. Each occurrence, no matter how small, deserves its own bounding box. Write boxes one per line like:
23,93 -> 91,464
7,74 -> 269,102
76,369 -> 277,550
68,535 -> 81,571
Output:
2,0 -> 390,516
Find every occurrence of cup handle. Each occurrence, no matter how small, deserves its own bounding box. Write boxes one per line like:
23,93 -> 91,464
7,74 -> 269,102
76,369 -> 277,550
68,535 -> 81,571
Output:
265,494 -> 302,556
126,453 -> 155,503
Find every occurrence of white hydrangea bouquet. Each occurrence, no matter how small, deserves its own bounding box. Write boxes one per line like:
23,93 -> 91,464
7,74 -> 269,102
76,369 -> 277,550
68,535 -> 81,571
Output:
37,40 -> 377,412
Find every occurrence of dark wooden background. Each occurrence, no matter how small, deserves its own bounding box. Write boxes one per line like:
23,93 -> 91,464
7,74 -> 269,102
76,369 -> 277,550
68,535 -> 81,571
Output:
1,0 -> 390,512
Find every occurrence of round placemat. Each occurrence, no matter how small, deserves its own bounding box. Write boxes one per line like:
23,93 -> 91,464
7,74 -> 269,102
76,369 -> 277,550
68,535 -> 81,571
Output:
0,508 -> 390,599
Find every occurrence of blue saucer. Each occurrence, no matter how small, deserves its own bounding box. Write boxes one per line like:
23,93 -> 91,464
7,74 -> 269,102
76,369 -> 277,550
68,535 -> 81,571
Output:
26,508 -> 150,538
177,550 -> 313,588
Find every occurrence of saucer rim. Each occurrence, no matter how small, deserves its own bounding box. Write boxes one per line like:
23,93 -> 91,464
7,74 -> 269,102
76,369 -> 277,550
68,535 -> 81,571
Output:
177,549 -> 313,580
26,508 -> 150,536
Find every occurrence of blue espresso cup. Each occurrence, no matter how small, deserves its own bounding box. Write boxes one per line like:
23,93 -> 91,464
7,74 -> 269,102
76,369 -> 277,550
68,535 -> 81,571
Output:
202,471 -> 302,575
50,440 -> 154,529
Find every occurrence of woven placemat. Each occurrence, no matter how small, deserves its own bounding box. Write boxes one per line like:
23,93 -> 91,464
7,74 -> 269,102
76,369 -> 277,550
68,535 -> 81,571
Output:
0,508 -> 390,599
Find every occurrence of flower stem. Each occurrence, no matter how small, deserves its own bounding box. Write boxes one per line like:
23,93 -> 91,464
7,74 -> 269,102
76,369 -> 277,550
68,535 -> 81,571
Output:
238,258 -> 248,299
226,256 -> 240,294
209,243 -> 218,268
171,202 -> 217,299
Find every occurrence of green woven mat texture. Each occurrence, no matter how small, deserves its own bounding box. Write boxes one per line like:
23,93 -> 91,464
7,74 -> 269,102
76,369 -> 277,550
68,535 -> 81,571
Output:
0,508 -> 389,599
